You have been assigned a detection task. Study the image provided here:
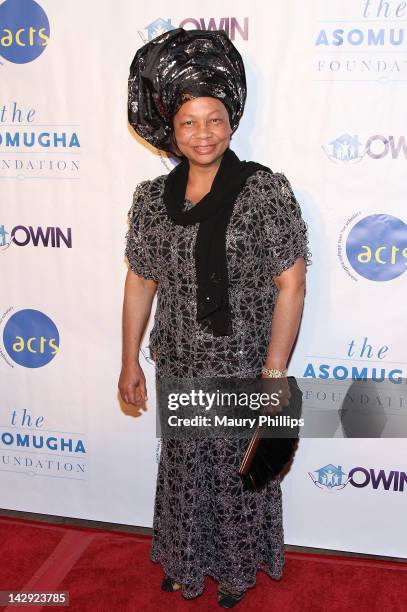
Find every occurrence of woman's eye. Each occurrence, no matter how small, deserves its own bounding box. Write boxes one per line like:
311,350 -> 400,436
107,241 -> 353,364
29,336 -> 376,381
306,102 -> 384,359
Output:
182,118 -> 221,126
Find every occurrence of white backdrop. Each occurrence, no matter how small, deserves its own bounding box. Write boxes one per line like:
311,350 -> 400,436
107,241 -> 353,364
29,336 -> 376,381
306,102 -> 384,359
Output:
1,0 -> 406,558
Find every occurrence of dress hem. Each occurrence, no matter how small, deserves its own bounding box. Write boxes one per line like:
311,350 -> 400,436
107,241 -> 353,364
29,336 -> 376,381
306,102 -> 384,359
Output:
150,549 -> 285,600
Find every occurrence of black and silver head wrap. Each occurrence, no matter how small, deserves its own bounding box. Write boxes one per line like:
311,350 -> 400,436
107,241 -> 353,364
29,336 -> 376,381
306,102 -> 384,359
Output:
128,28 -> 247,153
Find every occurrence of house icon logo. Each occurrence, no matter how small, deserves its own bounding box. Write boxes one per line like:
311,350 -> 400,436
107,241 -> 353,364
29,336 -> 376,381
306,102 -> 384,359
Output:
308,463 -> 350,492
145,18 -> 175,41
323,133 -> 365,164
0,224 -> 10,250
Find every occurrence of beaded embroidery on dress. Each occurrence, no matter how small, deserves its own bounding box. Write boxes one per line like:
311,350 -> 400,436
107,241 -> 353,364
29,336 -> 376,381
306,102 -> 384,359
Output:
125,169 -> 312,599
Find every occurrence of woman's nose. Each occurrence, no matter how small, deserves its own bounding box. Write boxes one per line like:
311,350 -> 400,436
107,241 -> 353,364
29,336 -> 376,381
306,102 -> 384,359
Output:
195,123 -> 212,137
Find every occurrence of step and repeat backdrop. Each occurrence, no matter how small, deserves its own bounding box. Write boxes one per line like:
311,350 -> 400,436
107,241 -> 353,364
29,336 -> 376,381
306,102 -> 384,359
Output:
1,0 -> 406,558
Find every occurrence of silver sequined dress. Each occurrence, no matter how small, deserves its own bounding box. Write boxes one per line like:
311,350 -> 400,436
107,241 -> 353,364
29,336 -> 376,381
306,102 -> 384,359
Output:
125,169 -> 312,599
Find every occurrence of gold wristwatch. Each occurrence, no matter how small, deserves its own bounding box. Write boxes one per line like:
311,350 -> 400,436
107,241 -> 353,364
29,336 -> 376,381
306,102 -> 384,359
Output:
261,366 -> 288,378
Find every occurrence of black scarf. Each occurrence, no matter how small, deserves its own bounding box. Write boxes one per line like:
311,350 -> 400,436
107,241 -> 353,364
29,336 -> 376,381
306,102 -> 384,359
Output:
163,147 -> 272,336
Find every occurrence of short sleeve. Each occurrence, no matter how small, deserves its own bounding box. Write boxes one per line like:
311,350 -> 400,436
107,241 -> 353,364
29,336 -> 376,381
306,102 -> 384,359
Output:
125,180 -> 156,281
260,172 -> 312,277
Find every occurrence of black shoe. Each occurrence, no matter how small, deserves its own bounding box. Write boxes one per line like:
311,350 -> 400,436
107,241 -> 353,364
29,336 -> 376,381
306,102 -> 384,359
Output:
161,575 -> 182,592
217,585 -> 246,608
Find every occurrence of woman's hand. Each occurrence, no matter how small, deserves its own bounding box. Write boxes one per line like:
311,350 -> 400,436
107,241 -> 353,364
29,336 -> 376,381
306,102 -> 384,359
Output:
118,362 -> 148,407
260,375 -> 291,416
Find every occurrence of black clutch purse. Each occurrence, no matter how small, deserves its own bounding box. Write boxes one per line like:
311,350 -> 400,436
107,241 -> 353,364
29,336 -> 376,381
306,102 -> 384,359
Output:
239,376 -> 303,491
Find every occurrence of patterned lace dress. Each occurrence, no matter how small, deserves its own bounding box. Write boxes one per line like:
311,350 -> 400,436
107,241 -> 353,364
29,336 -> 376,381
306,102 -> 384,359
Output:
125,168 -> 312,599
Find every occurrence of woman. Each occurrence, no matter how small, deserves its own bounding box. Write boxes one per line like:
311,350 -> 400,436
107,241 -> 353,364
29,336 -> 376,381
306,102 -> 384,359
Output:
119,28 -> 312,608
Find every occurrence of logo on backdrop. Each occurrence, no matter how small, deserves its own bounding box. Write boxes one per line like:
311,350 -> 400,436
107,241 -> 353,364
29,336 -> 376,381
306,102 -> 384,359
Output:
1,308 -> 59,368
0,0 -> 50,65
0,223 -> 72,251
0,409 -> 87,479
158,151 -> 180,172
309,464 -> 349,490
0,101 -> 80,180
142,16 -> 248,41
309,463 -> 407,493
140,345 -> 156,367
323,133 -> 407,163
303,336 -> 404,381
314,1 -> 407,82
337,212 -> 407,282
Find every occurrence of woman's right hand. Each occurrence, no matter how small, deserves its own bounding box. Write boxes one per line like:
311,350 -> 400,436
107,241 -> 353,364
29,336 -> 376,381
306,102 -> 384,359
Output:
118,362 -> 148,407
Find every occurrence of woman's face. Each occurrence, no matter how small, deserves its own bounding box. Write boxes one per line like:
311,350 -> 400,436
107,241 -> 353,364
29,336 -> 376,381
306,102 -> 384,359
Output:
172,96 -> 232,165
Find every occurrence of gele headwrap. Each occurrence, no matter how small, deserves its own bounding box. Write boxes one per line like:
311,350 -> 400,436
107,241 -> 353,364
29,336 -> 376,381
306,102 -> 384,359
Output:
128,28 -> 247,153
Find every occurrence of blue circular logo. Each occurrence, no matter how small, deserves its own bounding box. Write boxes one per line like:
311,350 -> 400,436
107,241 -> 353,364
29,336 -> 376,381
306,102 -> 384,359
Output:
3,309 -> 59,368
0,0 -> 50,64
346,214 -> 407,281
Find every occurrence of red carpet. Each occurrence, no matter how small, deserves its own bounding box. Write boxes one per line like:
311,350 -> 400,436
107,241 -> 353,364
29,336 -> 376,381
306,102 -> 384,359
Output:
0,516 -> 406,612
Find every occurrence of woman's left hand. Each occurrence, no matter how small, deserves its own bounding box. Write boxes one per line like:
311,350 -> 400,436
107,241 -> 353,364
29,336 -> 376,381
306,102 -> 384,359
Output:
260,375 -> 291,416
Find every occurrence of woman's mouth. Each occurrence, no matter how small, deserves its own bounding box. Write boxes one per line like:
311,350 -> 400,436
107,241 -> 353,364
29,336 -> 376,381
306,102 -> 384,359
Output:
194,144 -> 216,154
